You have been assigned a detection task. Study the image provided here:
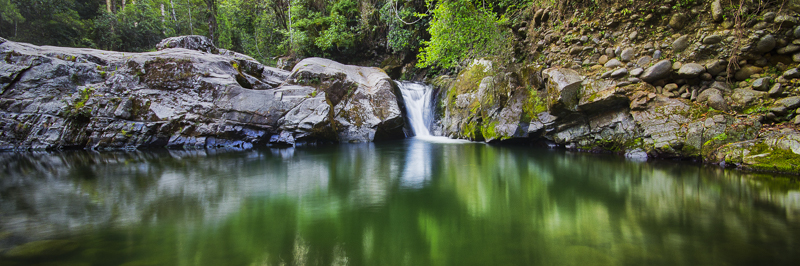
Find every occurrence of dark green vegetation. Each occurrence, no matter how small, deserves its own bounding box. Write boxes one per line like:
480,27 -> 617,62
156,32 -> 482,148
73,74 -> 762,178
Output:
1,141 -> 799,265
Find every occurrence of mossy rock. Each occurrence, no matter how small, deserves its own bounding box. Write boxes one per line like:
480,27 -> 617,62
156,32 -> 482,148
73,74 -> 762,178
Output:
3,240 -> 79,259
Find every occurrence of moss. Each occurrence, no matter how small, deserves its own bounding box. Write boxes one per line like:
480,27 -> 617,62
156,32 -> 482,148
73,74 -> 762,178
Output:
747,143 -> 800,174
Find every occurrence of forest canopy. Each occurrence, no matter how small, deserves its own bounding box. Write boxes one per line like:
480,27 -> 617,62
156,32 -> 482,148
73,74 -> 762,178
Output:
0,0 -> 534,68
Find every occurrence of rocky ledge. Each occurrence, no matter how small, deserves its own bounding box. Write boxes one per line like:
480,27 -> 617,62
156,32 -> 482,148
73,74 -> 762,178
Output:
429,1 -> 800,175
0,36 -> 404,150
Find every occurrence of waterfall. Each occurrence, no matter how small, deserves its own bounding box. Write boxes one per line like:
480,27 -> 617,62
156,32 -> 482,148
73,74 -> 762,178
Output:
397,81 -> 434,137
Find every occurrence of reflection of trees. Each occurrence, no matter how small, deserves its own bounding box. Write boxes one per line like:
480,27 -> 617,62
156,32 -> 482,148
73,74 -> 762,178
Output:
1,142 -> 799,265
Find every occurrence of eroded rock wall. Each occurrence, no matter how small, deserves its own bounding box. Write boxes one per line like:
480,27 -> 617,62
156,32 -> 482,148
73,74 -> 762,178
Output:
0,36 -> 404,150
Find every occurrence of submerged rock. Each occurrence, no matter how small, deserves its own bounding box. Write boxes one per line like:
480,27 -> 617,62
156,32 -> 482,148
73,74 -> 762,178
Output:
3,240 -> 78,259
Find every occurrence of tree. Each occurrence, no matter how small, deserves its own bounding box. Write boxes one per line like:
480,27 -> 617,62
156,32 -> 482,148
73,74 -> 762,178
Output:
0,0 -> 25,37
416,0 -> 509,69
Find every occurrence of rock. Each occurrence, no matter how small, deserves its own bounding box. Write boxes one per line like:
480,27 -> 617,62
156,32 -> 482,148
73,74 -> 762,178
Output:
636,56 -> 652,67
269,131 -> 295,147
611,68 -> 628,78
665,83 -> 679,92
776,96 -> 800,109
769,83 -> 784,97
641,60 -> 673,82
669,13 -> 690,30
605,48 -> 615,57
4,240 -> 79,258
711,0 -> 723,22
732,88 -> 767,107
775,15 -> 798,27
604,59 -> 622,68
778,44 -> 800,54
794,53 -> 800,63
784,68 -> 800,79
734,65 -> 763,81
630,68 -> 644,77
703,35 -> 723,44
795,26 -> 800,39
542,68 -> 584,114
598,55 -> 609,65
619,48 -> 635,62
763,12 -> 777,23
711,81 -> 732,92
754,35 -> 776,53
653,50 -> 662,59
706,60 -> 728,76
672,35 -> 691,52
752,77 -> 772,91
156,35 -> 219,54
677,63 -> 705,78
0,38 -> 404,150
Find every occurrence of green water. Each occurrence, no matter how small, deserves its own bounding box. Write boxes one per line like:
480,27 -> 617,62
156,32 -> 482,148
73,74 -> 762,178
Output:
1,138 -> 799,265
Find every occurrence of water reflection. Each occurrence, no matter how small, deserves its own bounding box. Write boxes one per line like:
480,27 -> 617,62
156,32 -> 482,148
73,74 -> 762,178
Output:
0,141 -> 799,265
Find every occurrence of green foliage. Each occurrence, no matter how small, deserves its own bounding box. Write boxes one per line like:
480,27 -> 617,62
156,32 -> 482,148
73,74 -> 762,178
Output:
0,0 -> 24,25
417,0 -> 510,69
94,0 -> 166,52
379,0 -> 428,54
62,86 -> 95,122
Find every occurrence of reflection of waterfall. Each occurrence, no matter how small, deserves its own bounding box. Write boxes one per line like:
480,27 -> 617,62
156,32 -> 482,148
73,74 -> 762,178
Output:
400,140 -> 431,189
398,81 -> 434,137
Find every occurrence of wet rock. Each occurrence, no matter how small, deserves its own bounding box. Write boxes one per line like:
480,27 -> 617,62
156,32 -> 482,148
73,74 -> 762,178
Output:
711,0 -> 723,22
3,240 -> 79,259
604,59 -> 622,68
752,77 -> 772,91
619,48 -> 635,62
672,35 -> 691,52
669,13 -> 690,30
641,60 -> 672,82
269,131 -> 295,147
677,63 -> 705,78
754,35 -> 776,53
734,65 -> 763,81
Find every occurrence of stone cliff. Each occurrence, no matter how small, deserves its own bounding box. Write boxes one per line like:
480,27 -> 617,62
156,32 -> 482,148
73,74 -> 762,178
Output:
428,0 -> 800,174
0,36 -> 405,150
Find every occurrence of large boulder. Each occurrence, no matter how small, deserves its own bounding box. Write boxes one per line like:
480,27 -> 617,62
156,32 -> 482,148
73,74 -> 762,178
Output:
156,35 -> 219,54
285,58 -> 404,142
542,68 -> 584,115
0,38 -> 403,151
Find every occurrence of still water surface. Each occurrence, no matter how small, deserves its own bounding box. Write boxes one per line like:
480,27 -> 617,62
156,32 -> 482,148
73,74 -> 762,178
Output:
1,138 -> 799,265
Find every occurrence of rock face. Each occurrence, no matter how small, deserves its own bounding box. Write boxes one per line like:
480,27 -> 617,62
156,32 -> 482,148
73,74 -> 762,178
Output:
0,37 -> 404,150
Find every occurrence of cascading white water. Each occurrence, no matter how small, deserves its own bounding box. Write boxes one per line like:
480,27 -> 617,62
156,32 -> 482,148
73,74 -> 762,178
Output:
397,81 -> 434,137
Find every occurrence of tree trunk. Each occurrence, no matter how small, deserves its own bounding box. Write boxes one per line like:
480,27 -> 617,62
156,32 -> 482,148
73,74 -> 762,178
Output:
170,0 -> 177,21
205,0 -> 218,44
106,0 -> 114,13
187,0 -> 194,35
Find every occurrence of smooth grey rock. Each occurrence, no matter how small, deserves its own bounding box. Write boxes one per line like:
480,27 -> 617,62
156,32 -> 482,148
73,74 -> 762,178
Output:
611,68 -> 628,78
763,12 -> 777,23
794,52 -> 800,62
677,63 -> 705,78
769,83 -> 784,97
795,26 -> 800,39
636,56 -> 652,67
711,0 -> 723,22
604,59 -> 622,68
778,44 -> 800,54
754,34 -> 776,53
630,68 -> 644,76
776,96 -> 800,109
641,60 -> 672,82
752,77 -> 772,91
653,50 -> 662,59
620,48 -> 635,62
703,35 -> 723,44
784,68 -> 800,79
672,36 -> 691,52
